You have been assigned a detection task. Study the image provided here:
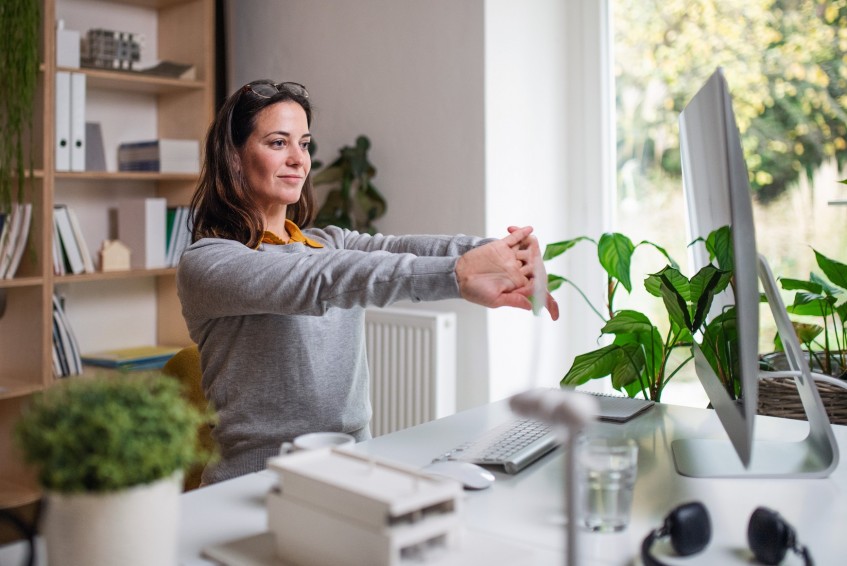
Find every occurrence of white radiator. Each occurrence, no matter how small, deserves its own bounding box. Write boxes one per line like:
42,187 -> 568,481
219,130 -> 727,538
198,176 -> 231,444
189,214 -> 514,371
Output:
365,307 -> 457,437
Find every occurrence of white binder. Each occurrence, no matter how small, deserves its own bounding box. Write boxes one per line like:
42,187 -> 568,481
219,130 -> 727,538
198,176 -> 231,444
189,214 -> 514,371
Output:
55,72 -> 71,171
70,72 -> 86,171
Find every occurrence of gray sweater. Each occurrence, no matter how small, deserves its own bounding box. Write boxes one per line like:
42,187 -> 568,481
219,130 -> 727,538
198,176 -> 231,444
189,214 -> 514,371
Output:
176,226 -> 484,483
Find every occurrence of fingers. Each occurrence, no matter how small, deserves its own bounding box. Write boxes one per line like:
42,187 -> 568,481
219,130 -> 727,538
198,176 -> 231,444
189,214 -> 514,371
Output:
546,292 -> 560,321
502,226 -> 533,247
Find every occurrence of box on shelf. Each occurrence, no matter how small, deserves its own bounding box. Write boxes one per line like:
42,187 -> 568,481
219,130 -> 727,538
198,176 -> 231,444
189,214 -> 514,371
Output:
118,139 -> 200,174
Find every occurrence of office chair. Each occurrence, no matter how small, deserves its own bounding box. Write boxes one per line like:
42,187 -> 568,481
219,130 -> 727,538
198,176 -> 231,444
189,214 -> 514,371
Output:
162,345 -> 214,491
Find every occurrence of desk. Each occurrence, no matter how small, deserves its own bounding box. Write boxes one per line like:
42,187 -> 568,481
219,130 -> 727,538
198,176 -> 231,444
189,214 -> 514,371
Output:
3,400 -> 847,565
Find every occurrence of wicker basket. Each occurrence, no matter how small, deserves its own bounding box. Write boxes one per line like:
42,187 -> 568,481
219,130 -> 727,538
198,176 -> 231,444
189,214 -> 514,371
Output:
758,377 -> 847,426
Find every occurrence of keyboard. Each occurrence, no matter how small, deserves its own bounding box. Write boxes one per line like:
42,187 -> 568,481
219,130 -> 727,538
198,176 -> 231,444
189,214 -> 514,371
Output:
436,418 -> 558,474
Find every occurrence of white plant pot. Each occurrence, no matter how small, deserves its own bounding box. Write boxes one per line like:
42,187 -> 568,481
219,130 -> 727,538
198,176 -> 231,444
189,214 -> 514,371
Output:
42,472 -> 182,566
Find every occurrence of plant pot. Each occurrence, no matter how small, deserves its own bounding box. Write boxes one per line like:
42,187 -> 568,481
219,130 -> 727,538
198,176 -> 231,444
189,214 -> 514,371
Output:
758,352 -> 847,425
41,472 -> 182,566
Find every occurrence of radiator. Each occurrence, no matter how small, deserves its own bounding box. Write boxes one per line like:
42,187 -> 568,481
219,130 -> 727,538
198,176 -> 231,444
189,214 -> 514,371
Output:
365,307 -> 457,437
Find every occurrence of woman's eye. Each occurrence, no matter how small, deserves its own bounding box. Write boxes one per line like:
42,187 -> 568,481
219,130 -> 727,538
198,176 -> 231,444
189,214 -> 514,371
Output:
271,139 -> 285,148
300,141 -> 310,150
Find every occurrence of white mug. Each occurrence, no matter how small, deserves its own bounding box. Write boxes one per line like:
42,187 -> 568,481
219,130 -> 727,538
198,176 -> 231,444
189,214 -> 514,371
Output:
280,432 -> 355,455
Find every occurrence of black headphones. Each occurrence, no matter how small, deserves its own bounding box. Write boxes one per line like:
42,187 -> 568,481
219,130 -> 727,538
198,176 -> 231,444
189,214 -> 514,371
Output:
641,501 -> 814,566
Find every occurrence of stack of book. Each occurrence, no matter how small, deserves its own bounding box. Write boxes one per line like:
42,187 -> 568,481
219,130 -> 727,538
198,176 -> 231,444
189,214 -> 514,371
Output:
0,203 -> 33,279
118,139 -> 200,173
53,204 -> 95,275
52,295 -> 82,377
81,345 -> 182,371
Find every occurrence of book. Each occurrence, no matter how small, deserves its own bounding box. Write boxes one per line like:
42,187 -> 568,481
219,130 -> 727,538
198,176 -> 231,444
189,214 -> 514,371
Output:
118,139 -> 200,174
82,345 -> 182,370
135,60 -> 196,80
54,204 -> 85,275
117,197 -> 167,269
66,206 -> 95,273
52,295 -> 82,376
0,203 -> 33,278
5,202 -> 33,278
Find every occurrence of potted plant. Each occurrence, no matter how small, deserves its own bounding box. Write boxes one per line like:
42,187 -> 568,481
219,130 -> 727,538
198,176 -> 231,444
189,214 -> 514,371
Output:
14,373 -> 211,566
313,135 -> 387,234
0,0 -> 39,213
545,228 -> 732,401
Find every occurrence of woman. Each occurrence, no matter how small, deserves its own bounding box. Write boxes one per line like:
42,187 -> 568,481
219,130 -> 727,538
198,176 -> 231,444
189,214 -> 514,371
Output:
177,80 -> 558,484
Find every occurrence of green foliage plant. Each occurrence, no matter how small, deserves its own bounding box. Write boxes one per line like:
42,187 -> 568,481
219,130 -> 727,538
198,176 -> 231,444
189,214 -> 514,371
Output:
776,249 -> 847,378
14,373 -> 213,494
0,0 -> 40,213
313,135 -> 387,234
545,230 -> 732,401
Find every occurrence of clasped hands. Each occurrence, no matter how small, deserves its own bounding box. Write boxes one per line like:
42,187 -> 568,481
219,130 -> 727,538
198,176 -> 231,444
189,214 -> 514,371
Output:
455,226 -> 559,321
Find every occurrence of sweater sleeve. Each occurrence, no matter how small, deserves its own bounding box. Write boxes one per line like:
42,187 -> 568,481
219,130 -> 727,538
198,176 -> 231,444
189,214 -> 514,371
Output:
307,226 -> 494,257
176,238 -> 462,324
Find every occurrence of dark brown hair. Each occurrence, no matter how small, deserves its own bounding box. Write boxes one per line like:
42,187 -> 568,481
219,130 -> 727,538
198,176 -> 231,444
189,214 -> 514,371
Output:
189,80 -> 316,248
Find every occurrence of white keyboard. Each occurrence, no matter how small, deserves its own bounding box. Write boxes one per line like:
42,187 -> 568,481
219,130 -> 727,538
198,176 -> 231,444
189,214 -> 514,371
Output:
436,418 -> 558,474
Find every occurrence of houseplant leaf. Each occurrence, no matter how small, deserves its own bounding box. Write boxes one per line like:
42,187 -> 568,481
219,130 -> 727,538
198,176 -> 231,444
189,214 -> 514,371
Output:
610,342 -> 646,390
780,277 -> 823,293
645,266 -> 692,331
561,344 -> 624,386
689,265 -> 731,330
814,249 -> 847,291
598,233 -> 636,292
543,236 -> 595,261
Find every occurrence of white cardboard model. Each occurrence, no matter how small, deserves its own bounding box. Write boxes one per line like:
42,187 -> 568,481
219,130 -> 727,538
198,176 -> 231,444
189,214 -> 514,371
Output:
266,448 -> 464,566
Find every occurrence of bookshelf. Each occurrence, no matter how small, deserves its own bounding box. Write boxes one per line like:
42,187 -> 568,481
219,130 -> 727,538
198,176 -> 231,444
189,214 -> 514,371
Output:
0,0 -> 215,508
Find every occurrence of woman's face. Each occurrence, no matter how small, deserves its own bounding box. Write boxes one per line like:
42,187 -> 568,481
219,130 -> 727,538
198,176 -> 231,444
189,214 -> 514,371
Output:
238,101 -> 311,221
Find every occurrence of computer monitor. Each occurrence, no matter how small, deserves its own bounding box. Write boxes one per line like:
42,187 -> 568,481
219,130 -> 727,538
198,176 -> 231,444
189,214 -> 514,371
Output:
672,67 -> 839,478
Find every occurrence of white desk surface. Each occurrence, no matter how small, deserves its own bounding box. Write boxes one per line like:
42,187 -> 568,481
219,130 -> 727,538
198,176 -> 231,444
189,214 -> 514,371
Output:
3,400 -> 846,565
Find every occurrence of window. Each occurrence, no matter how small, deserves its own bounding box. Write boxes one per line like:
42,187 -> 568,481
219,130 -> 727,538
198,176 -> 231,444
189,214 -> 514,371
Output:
611,0 -> 847,405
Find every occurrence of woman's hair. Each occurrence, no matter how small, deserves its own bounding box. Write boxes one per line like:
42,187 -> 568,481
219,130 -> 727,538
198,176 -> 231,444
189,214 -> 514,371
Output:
189,80 -> 316,247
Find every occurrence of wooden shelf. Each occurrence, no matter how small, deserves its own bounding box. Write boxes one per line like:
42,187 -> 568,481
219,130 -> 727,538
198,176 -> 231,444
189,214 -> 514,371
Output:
0,277 -> 43,289
0,0 -> 214,505
54,268 -> 176,284
58,65 -> 205,94
55,171 -> 198,182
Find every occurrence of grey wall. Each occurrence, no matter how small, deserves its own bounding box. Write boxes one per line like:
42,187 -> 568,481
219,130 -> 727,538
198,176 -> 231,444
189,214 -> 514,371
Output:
226,0 -> 610,408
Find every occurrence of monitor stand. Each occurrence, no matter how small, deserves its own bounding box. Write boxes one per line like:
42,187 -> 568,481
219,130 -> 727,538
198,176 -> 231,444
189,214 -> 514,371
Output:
672,255 -> 840,478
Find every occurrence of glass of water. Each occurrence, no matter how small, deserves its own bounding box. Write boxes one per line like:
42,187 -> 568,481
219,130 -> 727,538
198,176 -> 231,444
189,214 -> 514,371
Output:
577,436 -> 639,532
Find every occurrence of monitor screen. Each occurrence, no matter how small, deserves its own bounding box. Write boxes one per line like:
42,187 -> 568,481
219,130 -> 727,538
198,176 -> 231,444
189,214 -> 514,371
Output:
678,67 -> 760,468
674,67 -> 838,478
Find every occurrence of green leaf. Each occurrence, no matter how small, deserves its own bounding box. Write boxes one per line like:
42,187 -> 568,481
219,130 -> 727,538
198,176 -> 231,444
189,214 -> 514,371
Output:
814,249 -> 847,290
543,236 -> 595,261
810,271 -> 841,298
689,265 -> 732,330
598,233 -> 636,292
787,293 -> 836,317
646,266 -> 691,330
699,308 -> 740,398
547,274 -> 566,292
601,310 -> 653,335
780,277 -> 823,293
705,225 -> 733,271
561,345 -> 623,386
610,342 -> 645,390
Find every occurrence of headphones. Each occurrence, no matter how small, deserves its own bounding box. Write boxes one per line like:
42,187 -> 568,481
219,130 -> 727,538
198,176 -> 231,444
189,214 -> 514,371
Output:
641,501 -> 814,566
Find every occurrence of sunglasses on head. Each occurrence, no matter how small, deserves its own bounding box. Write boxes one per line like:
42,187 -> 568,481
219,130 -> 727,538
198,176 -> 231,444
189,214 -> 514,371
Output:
242,81 -> 309,99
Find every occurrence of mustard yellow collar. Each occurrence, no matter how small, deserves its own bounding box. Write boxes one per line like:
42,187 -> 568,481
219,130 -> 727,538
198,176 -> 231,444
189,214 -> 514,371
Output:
260,220 -> 324,248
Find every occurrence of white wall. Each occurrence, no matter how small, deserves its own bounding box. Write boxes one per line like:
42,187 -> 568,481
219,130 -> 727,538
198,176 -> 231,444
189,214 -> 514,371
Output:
228,0 -> 612,408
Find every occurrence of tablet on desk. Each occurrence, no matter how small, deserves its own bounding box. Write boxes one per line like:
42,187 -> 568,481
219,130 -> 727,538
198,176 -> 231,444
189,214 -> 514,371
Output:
589,392 -> 655,423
